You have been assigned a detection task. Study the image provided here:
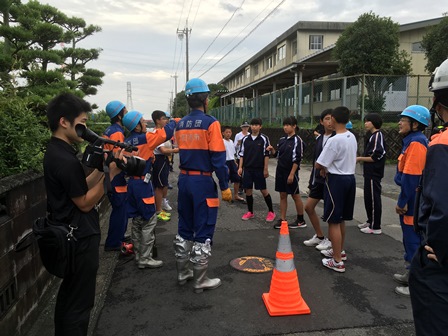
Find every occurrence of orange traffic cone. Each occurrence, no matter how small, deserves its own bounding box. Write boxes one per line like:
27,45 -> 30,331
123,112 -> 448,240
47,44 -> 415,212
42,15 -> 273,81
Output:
262,220 -> 310,316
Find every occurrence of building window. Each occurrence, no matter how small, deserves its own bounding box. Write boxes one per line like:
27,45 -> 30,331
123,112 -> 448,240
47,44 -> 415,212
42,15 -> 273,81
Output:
291,39 -> 297,56
266,56 -> 273,69
254,63 -> 259,76
245,67 -> 250,79
330,88 -> 341,100
277,45 -> 286,60
309,35 -> 323,50
412,42 -> 424,53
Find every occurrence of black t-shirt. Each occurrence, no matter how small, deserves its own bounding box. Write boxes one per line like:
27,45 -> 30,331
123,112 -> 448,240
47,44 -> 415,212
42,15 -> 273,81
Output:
43,137 -> 100,238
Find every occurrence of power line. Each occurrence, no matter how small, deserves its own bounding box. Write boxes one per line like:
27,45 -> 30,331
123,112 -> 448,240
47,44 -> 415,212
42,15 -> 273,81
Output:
193,0 -> 277,75
190,0 -> 201,29
198,0 -> 286,78
190,0 -> 246,72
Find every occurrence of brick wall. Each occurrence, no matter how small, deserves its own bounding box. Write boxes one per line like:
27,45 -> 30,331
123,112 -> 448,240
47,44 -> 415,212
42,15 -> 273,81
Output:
0,172 -> 50,336
0,171 -> 110,336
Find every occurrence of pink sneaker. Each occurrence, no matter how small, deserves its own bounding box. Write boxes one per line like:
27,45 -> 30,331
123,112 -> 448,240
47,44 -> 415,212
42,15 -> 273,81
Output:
265,211 -> 276,222
242,212 -> 254,220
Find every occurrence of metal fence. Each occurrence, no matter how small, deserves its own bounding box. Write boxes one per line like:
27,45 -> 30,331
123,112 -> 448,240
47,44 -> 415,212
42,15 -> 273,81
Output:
210,74 -> 433,127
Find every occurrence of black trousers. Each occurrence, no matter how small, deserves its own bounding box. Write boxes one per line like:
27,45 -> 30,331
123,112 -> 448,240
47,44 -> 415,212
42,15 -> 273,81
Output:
54,234 -> 100,336
363,177 -> 382,229
409,246 -> 448,336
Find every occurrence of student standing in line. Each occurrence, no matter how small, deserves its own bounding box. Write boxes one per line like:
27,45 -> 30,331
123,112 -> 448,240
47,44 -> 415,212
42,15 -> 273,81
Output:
357,113 -> 387,235
238,118 -> 276,222
272,116 -> 306,230
152,110 -> 179,222
222,125 -> 246,203
315,106 -> 357,273
234,121 -> 250,195
393,105 -> 430,296
303,109 -> 334,250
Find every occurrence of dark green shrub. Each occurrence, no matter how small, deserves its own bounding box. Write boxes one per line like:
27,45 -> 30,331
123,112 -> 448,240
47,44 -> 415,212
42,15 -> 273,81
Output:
0,97 -> 50,178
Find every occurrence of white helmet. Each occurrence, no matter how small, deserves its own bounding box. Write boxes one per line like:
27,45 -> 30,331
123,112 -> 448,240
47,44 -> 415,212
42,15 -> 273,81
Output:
430,58 -> 448,92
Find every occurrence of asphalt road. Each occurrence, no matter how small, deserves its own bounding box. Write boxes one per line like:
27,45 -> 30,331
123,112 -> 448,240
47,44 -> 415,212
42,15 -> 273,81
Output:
27,161 -> 414,336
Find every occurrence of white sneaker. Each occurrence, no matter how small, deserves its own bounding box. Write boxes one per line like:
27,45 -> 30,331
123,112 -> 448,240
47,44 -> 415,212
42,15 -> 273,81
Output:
322,258 -> 345,273
360,227 -> 382,235
395,286 -> 410,297
321,248 -> 347,261
303,234 -> 323,247
162,199 -> 172,211
315,237 -> 332,251
357,222 -> 370,229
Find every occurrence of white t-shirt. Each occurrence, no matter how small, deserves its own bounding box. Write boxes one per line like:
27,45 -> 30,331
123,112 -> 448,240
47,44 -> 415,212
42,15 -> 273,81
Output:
223,139 -> 236,161
154,139 -> 172,155
234,131 -> 248,159
316,131 -> 357,175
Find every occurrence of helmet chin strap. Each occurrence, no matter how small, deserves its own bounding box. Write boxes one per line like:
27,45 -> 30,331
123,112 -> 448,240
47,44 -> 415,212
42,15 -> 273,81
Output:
432,99 -> 445,123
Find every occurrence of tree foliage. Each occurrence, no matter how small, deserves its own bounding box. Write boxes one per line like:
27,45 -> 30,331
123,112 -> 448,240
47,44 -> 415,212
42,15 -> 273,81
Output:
0,95 -> 50,177
0,0 -> 104,104
0,0 -> 104,177
333,12 -> 412,112
172,83 -> 228,117
421,15 -> 448,73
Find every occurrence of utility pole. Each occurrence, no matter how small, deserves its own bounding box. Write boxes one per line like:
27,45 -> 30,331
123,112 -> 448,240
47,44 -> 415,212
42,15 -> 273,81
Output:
126,81 -> 134,110
171,73 -> 178,115
177,22 -> 191,83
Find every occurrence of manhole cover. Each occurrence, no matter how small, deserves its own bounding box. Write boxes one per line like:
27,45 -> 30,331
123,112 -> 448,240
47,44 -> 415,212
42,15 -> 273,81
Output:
230,256 -> 274,273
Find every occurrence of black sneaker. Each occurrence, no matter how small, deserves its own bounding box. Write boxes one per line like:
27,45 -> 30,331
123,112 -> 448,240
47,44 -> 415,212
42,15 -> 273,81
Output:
273,219 -> 284,229
288,218 -> 307,229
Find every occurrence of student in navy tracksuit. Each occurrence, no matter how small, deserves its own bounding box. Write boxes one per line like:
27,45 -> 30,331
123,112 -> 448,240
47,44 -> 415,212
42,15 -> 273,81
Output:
173,78 -> 232,293
410,59 -> 448,335
103,100 -> 129,251
303,109 -> 334,250
356,113 -> 386,234
272,116 -> 306,230
122,110 -> 177,269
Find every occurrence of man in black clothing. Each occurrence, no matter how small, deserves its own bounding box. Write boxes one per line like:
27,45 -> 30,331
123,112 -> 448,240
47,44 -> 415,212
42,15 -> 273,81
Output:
44,93 -> 121,336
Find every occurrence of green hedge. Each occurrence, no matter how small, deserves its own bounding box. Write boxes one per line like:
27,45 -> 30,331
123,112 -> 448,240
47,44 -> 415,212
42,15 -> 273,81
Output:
0,97 -> 50,178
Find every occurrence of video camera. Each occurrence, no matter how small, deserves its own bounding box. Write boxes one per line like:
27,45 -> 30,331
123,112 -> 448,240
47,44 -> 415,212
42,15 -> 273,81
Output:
75,124 -> 146,176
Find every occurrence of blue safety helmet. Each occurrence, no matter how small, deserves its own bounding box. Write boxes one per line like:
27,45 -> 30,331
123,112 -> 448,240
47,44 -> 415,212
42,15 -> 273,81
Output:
122,110 -> 143,132
105,100 -> 126,119
164,111 -> 171,118
185,78 -> 210,96
400,105 -> 430,127
346,121 -> 353,129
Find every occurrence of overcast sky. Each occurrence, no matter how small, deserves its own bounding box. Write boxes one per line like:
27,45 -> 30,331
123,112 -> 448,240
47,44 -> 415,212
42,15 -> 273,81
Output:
39,0 -> 445,118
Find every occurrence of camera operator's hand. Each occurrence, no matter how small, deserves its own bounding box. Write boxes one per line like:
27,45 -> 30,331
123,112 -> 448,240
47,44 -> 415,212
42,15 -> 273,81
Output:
106,150 -> 127,180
